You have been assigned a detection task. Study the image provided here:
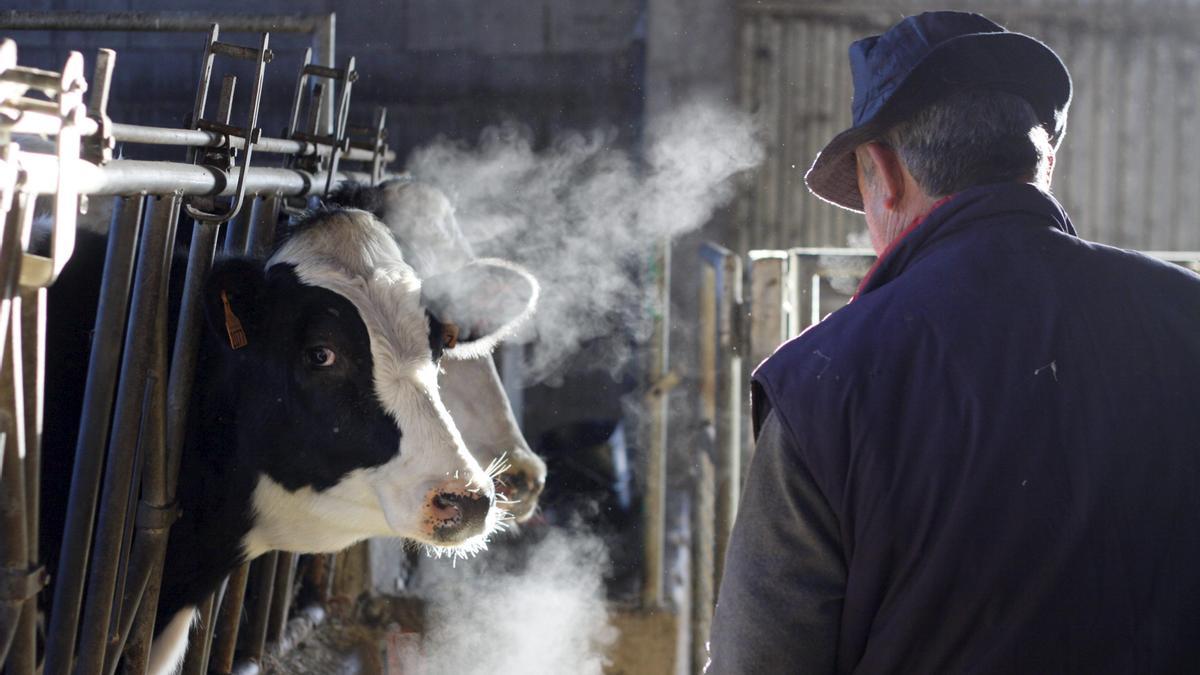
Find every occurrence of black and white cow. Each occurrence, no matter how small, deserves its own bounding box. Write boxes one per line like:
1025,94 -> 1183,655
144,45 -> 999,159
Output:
329,179 -> 548,522
44,206 -> 538,673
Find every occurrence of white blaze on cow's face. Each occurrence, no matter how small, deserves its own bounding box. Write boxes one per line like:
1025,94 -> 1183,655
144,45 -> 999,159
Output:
238,209 -> 500,558
439,355 -> 547,521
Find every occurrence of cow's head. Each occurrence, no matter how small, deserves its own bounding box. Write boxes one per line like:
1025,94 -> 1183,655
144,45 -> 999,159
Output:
201,209 -> 532,557
421,257 -> 546,522
330,178 -> 550,523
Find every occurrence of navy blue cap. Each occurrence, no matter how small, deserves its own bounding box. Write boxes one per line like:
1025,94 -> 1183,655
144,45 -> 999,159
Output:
805,11 -> 1072,212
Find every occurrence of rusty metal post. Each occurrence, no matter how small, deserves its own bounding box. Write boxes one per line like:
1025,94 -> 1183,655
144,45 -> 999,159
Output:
180,590 -> 218,675
0,295 -> 30,672
209,564 -> 251,675
246,194 -> 280,258
641,242 -> 673,609
9,286 -> 45,675
690,447 -> 716,675
43,196 -> 144,675
699,243 -> 744,597
240,552 -> 279,662
748,252 -> 788,368
76,194 -> 180,675
266,553 -> 297,645
123,214 -> 222,669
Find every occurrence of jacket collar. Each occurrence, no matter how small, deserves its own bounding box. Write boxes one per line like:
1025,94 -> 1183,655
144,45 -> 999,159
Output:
854,182 -> 1076,298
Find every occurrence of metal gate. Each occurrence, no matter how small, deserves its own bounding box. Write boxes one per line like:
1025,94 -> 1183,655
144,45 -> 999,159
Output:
0,16 -> 397,673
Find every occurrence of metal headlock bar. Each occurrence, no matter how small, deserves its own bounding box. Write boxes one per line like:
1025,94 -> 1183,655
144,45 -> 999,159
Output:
0,18 -> 391,673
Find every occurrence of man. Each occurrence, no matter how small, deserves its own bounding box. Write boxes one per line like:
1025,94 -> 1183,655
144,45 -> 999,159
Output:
708,11 -> 1200,674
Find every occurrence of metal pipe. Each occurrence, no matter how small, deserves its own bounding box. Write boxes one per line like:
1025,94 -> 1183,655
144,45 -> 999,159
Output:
167,220 -> 221,492
0,296 -> 28,671
109,123 -> 394,163
101,375 -> 155,675
641,242 -> 672,609
17,155 -> 374,198
698,242 -> 743,598
690,450 -> 716,675
222,196 -> 255,256
180,590 -> 218,675
241,553 -> 279,661
246,194 -> 280,258
43,196 -> 144,675
265,553 -> 297,645
210,564 -> 251,674
111,204 -> 188,671
313,14 -> 336,136
76,194 -> 180,675
9,288 -> 45,675
0,192 -> 34,667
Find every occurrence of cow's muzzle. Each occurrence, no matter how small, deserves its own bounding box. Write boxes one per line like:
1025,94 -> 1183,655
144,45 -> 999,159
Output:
496,468 -> 545,522
428,487 -> 494,543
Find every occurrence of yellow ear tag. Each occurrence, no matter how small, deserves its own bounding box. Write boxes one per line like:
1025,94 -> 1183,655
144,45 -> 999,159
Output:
221,290 -> 248,350
443,322 -> 459,350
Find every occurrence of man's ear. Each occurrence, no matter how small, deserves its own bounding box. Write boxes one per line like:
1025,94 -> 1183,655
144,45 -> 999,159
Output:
863,142 -> 906,210
421,258 -> 539,360
203,258 -> 269,353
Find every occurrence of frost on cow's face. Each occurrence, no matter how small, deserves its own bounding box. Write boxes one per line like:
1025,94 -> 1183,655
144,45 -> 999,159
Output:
202,209 -> 501,558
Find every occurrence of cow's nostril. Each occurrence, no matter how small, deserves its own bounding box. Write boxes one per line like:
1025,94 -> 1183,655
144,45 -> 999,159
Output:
433,491 -> 491,536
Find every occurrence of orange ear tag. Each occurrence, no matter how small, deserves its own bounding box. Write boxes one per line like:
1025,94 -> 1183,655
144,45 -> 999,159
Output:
221,290 -> 248,350
443,322 -> 459,350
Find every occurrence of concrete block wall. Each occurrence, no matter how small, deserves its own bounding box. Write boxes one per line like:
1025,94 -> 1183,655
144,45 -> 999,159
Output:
3,0 -> 645,164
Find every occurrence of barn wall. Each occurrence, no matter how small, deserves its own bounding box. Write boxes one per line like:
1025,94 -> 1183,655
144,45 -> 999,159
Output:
737,0 -> 1200,252
5,0 -> 644,163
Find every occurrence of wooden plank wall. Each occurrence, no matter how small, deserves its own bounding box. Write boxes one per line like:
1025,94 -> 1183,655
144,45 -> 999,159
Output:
737,0 -> 1200,252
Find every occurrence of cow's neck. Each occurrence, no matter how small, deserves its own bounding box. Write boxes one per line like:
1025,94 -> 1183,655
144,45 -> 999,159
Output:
156,346 -> 258,630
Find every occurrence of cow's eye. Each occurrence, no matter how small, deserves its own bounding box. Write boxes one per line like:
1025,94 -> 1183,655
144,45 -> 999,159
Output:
307,346 -> 337,367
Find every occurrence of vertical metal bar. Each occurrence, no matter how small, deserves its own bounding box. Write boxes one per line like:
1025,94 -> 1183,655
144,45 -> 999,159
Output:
0,293 -> 28,671
119,229 -> 209,672
641,242 -> 671,609
166,219 -> 221,491
748,252 -> 788,367
44,196 -> 144,675
76,194 -> 180,675
9,287 -> 45,675
265,553 -> 296,645
102,378 -> 157,675
223,197 -> 255,255
246,194 -> 280,257
180,590 -> 218,675
188,25 -> 220,165
713,251 -> 743,592
240,552 -> 279,661
87,48 -> 115,119
690,450 -> 716,675
210,564 -> 251,675
0,193 -> 28,370
313,13 -> 336,136
110,208 -> 180,671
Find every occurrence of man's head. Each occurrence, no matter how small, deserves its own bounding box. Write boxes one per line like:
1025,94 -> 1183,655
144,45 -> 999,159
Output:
805,11 -> 1072,250
854,88 -> 1057,252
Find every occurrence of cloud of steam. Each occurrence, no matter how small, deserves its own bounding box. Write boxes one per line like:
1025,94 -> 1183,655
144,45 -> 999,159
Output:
412,529 -> 618,675
406,99 -> 763,383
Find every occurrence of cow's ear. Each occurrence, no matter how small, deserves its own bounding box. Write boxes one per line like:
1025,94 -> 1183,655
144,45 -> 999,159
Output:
421,258 -> 539,360
203,258 -> 269,353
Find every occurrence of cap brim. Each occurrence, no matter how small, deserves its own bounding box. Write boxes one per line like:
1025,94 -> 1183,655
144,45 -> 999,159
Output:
805,31 -> 1072,213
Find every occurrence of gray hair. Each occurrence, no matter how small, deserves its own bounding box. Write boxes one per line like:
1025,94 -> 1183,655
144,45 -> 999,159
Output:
882,88 -> 1054,197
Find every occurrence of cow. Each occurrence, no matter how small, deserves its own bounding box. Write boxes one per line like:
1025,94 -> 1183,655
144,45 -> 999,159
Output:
43,205 -> 538,673
328,179 -> 548,522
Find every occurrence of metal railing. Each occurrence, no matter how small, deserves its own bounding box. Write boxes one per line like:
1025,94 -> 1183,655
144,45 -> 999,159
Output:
0,17 -> 395,673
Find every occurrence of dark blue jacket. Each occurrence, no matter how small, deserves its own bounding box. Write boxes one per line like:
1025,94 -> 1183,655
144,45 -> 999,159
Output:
709,182 -> 1200,673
